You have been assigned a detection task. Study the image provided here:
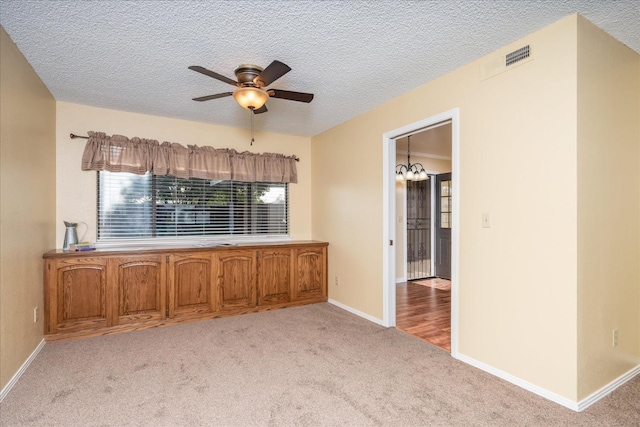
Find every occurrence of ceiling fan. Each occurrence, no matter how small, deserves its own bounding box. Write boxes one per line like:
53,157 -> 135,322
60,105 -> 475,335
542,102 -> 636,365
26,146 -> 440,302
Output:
189,60 -> 314,114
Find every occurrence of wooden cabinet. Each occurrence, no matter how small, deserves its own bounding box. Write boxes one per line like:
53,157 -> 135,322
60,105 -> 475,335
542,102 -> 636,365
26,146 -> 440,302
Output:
45,256 -> 109,334
43,241 -> 327,341
215,250 -> 256,311
257,249 -> 291,305
113,255 -> 166,325
293,246 -> 327,301
168,252 -> 214,318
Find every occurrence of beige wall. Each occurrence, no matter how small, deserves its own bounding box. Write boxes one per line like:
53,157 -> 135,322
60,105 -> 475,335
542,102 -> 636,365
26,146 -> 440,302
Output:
0,27 -> 56,390
56,102 -> 312,245
313,16 -> 580,399
576,16 -> 640,399
395,154 -> 451,281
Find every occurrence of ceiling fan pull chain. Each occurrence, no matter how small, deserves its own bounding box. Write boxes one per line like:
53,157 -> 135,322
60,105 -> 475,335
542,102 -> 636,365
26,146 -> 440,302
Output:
250,110 -> 255,146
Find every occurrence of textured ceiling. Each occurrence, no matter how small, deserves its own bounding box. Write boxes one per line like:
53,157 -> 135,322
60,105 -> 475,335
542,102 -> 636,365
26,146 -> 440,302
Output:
1,1 -> 639,137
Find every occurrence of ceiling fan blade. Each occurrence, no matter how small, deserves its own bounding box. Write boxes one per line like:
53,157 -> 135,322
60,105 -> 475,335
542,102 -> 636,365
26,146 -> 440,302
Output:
188,66 -> 238,86
268,89 -> 314,103
253,105 -> 268,114
254,60 -> 291,87
192,92 -> 233,102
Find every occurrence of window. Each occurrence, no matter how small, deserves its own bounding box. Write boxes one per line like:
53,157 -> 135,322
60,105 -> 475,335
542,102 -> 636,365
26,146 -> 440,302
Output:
439,179 -> 452,229
97,171 -> 288,240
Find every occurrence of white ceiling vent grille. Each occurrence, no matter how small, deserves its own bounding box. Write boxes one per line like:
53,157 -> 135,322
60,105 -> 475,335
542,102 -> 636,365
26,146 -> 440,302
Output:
506,45 -> 530,66
480,44 -> 533,81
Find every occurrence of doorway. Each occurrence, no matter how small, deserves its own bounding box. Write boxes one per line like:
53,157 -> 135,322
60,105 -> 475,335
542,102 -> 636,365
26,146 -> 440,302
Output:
406,178 -> 432,280
382,108 -> 459,356
395,128 -> 452,351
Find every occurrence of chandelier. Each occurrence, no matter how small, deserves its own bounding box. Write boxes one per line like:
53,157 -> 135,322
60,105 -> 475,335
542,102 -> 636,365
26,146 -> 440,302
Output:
396,135 -> 428,181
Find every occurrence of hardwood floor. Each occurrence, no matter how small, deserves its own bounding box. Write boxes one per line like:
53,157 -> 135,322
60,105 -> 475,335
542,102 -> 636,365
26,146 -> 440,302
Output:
396,279 -> 451,352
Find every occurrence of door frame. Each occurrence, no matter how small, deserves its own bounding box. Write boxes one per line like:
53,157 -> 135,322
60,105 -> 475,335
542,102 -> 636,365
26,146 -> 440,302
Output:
382,108 -> 460,356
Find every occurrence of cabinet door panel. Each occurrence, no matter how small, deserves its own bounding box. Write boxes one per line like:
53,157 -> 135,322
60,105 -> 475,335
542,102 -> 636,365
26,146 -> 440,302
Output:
54,258 -> 108,332
116,255 -> 165,324
293,247 -> 327,301
216,251 -> 256,310
257,249 -> 291,305
169,253 -> 213,318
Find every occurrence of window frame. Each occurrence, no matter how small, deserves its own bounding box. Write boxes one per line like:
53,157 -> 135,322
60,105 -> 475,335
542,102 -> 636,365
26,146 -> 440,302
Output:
95,171 -> 292,248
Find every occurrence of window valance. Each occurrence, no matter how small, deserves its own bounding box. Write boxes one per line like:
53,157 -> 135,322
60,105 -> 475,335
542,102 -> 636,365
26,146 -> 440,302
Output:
81,131 -> 298,183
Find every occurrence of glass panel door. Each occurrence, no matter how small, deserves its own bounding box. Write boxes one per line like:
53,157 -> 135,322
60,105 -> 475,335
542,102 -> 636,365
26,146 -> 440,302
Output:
435,173 -> 452,280
406,179 -> 431,280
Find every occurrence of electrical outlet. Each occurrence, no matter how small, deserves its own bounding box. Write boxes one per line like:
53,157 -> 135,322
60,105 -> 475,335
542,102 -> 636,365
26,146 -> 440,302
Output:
335,276 -> 339,286
33,307 -> 38,323
612,329 -> 618,347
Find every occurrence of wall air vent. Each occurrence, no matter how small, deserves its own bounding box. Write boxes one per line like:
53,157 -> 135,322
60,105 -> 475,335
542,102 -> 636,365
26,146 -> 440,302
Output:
480,43 -> 533,81
505,45 -> 530,66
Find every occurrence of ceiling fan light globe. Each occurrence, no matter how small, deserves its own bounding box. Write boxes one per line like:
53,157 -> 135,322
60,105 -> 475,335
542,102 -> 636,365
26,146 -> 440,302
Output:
233,87 -> 269,110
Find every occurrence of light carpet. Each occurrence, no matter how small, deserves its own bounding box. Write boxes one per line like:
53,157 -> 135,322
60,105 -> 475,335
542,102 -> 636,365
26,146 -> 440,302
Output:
1,303 -> 638,426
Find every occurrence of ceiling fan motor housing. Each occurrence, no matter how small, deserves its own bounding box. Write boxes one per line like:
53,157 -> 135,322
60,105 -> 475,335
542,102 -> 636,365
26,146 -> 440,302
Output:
234,64 -> 264,86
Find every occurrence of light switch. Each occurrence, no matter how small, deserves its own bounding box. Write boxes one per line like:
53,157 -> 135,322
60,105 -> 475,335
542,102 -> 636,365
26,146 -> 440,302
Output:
482,212 -> 492,228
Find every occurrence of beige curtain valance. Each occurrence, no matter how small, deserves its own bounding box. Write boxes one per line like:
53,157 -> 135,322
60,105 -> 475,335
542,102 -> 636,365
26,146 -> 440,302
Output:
81,131 -> 298,183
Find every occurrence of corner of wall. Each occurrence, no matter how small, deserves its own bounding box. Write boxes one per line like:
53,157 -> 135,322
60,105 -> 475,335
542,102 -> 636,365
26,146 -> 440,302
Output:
576,14 -> 640,399
0,25 -> 56,391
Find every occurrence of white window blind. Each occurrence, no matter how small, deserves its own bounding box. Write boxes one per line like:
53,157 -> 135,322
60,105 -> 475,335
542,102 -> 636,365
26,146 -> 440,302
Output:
97,171 -> 288,240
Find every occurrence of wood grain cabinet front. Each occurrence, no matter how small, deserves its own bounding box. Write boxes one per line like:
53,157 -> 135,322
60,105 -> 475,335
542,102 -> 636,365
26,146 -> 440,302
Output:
46,256 -> 109,334
168,252 -> 214,319
257,249 -> 292,305
214,250 -> 256,311
293,246 -> 327,301
43,242 -> 327,341
112,255 -> 166,325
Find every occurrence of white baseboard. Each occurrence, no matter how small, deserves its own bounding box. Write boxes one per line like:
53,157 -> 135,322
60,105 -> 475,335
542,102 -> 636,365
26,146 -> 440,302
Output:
330,297 -> 638,412
455,352 -> 580,411
456,353 -> 640,412
395,277 -> 406,284
328,299 -> 385,326
577,364 -> 640,411
0,339 -> 45,402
